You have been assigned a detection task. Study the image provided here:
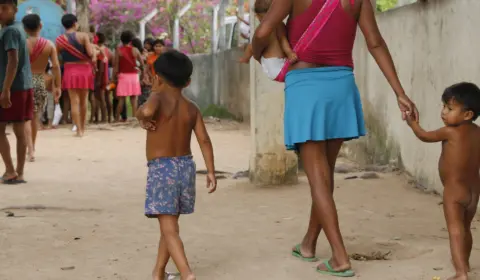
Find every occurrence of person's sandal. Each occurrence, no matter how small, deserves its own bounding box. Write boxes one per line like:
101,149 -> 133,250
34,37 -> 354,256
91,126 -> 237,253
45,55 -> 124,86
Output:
291,244 -> 319,262
316,260 -> 355,277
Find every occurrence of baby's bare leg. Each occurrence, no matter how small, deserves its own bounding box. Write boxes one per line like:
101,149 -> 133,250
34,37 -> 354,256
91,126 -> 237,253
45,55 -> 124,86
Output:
158,215 -> 195,280
443,198 -> 469,280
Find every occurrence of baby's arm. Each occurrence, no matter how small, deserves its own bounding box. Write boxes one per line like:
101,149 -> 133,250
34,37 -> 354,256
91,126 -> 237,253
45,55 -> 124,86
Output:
238,44 -> 253,64
276,23 -> 297,63
406,115 -> 453,143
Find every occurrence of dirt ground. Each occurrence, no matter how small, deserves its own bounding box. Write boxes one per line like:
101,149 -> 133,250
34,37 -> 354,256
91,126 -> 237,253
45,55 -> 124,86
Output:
0,121 -> 479,280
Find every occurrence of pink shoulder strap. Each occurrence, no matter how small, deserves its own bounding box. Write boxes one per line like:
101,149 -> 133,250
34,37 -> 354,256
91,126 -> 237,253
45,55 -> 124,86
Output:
275,0 -> 340,82
29,37 -> 48,63
56,35 -> 93,65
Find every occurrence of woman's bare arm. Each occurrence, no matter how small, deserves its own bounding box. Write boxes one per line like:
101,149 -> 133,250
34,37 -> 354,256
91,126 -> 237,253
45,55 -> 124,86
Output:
82,33 -> 95,58
252,0 -> 292,60
276,24 -> 297,62
358,0 -> 418,120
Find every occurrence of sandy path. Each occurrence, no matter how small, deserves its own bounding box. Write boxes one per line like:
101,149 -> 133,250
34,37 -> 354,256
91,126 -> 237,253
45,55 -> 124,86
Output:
0,122 -> 478,280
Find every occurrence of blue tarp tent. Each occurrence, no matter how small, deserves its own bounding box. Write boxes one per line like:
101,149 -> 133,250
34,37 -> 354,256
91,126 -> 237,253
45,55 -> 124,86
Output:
15,0 -> 64,42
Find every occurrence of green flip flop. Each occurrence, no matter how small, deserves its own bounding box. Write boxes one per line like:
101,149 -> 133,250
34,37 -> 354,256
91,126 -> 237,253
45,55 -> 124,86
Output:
291,244 -> 319,262
316,260 -> 355,277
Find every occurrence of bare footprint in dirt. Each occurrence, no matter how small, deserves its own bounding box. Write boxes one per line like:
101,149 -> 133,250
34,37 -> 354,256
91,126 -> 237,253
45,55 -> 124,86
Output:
348,239 -> 434,261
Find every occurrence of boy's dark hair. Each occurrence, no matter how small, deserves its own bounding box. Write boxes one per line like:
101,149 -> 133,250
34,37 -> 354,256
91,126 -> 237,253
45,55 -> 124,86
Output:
442,82 -> 480,121
120,30 -> 134,45
144,38 -> 154,46
254,0 -> 272,13
153,39 -> 165,47
131,38 -> 143,51
0,0 -> 17,6
154,50 -> 193,88
96,32 -> 106,44
22,14 -> 41,31
61,14 -> 77,29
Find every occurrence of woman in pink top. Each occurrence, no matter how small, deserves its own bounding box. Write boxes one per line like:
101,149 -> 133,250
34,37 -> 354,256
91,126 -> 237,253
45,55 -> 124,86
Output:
253,0 -> 418,277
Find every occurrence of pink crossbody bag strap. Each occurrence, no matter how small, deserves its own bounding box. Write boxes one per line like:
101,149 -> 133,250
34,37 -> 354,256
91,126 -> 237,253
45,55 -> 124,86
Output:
274,0 -> 341,82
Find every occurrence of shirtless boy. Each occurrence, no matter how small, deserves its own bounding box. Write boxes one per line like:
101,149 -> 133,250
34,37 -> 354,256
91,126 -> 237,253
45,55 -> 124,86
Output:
136,50 -> 217,280
406,82 -> 480,280
0,0 -> 33,184
238,0 -> 297,80
22,13 -> 61,161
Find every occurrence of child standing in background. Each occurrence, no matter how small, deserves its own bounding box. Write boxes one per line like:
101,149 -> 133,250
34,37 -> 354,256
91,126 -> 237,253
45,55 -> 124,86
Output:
406,82 -> 480,280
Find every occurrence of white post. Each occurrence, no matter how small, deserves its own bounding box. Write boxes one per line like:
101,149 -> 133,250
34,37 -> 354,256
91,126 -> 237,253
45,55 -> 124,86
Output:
237,0 -> 244,46
217,0 -> 228,51
139,8 -> 159,42
173,2 -> 192,50
67,0 -> 76,14
211,5 -> 220,53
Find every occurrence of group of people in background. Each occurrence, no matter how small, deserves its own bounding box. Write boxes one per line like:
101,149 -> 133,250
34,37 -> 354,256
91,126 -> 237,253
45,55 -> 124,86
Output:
0,0 -> 168,183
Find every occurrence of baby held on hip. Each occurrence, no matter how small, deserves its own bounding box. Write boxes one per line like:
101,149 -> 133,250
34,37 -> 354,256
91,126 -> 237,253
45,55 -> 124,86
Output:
240,22 -> 297,80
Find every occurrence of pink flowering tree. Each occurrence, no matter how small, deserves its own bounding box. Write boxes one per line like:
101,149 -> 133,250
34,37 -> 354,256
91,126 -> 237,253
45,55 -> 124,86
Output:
90,0 -> 221,53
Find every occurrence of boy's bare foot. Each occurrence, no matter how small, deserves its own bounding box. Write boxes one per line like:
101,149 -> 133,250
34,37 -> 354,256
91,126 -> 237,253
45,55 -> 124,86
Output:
450,259 -> 471,272
152,269 -> 165,280
27,153 -> 35,162
447,273 -> 468,280
182,273 -> 196,280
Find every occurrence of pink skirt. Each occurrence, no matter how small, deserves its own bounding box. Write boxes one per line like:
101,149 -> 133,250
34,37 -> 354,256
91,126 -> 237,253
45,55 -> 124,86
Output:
117,73 -> 141,97
63,63 -> 94,90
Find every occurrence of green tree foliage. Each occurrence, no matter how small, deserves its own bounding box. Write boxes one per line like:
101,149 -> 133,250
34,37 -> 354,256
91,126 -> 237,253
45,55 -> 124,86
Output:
376,0 -> 398,12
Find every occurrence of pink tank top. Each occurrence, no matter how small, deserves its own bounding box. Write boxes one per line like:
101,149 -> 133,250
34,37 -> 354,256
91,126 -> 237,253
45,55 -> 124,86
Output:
286,0 -> 357,68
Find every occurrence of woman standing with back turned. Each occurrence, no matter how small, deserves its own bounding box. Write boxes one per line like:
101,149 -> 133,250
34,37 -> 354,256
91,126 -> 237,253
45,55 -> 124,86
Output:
253,0 -> 418,276
56,14 -> 95,137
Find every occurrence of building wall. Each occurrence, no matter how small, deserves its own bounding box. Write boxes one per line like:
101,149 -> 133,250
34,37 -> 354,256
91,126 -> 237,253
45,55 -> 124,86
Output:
187,48 -> 250,122
345,0 -> 480,193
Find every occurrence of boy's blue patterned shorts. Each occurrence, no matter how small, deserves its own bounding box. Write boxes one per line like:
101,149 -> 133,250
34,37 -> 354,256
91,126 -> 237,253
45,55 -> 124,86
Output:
145,156 -> 196,217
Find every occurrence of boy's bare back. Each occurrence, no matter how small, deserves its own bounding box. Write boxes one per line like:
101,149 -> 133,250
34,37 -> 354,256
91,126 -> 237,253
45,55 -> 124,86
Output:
145,93 -> 200,161
439,124 -> 480,198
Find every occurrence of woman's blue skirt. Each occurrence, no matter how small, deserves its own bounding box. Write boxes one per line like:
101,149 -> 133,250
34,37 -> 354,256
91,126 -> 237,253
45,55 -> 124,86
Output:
284,66 -> 366,151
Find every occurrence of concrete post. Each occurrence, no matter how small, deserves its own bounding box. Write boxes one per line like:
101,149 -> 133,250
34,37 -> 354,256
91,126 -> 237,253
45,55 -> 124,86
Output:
248,0 -> 298,186
174,2 -> 192,50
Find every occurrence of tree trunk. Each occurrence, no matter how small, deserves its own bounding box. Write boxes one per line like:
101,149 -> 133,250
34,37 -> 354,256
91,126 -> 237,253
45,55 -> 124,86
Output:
76,0 -> 90,32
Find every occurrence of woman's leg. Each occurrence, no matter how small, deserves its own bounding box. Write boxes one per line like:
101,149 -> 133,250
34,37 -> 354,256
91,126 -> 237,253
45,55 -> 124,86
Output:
122,100 -> 127,121
296,139 -> 344,257
78,89 -> 89,136
130,95 -> 138,117
68,90 -> 81,136
115,97 -> 125,122
94,88 -> 107,123
106,90 -> 113,123
89,90 -> 96,123
298,140 -> 351,271
61,91 -> 70,124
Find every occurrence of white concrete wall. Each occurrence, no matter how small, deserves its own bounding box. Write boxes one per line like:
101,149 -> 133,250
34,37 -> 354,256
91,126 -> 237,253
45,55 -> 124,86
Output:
187,48 -> 250,121
346,0 -> 480,193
